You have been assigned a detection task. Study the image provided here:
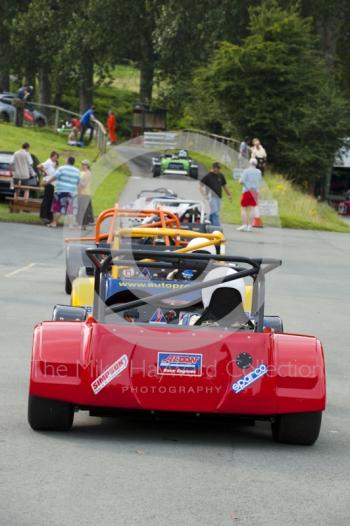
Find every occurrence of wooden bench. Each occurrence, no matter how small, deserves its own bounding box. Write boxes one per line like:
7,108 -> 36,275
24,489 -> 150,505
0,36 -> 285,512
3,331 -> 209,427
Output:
6,185 -> 44,214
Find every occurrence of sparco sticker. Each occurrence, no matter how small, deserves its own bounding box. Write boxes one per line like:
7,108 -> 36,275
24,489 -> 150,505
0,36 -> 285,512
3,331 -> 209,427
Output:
157,352 -> 202,376
232,363 -> 268,394
91,354 -> 128,395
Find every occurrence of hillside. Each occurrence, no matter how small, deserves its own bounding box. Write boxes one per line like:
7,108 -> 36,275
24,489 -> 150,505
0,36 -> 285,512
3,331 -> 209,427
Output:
0,123 -> 128,223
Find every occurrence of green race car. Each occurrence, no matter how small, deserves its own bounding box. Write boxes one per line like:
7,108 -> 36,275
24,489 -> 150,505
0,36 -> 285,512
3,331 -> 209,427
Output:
152,150 -> 199,179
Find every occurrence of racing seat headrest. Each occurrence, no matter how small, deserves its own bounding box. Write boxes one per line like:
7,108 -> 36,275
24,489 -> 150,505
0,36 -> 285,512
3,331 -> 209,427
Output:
194,287 -> 248,326
195,266 -> 248,326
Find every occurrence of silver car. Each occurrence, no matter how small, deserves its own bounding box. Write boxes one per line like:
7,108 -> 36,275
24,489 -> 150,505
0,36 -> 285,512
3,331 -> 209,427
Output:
0,93 -> 47,126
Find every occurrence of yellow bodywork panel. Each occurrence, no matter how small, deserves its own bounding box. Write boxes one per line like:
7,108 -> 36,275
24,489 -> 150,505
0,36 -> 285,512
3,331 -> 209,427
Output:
71,276 -> 253,314
71,277 -> 94,308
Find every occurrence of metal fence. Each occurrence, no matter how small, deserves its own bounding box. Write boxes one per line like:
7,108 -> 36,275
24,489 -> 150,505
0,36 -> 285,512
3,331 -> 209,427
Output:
182,128 -> 240,152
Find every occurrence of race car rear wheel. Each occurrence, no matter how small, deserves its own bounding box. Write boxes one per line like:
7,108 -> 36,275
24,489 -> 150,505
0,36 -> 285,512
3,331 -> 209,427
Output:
65,272 -> 72,295
28,395 -> 74,431
153,165 -> 161,177
189,166 -> 198,179
271,411 -> 322,445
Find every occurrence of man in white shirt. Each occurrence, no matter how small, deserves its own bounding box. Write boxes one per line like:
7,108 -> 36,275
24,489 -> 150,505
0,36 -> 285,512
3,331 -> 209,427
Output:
38,151 -> 59,223
11,142 -> 34,199
237,158 -> 262,231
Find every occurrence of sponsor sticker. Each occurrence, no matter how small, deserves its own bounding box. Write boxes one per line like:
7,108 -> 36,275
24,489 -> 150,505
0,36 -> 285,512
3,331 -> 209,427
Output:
118,280 -> 186,290
121,267 -> 135,278
91,354 -> 128,395
141,267 -> 151,279
150,308 -> 167,323
232,363 -> 268,394
157,352 -> 203,376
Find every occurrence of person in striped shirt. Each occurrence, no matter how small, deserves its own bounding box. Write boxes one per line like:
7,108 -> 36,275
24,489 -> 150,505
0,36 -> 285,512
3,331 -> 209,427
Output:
47,156 -> 81,228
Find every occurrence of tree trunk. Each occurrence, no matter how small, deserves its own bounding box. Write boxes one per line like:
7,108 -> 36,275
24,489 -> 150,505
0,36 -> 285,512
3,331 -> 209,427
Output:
139,34 -> 154,104
39,69 -> 51,108
79,55 -> 94,113
140,61 -> 154,104
0,70 -> 9,91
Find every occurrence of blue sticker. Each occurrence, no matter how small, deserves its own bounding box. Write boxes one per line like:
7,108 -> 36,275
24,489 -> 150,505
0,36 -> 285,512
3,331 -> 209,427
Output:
157,352 -> 202,376
232,364 -> 268,394
150,308 -> 167,323
141,267 -> 151,279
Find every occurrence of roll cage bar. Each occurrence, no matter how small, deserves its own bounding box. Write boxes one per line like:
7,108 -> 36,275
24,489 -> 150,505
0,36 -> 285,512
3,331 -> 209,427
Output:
86,248 -> 281,332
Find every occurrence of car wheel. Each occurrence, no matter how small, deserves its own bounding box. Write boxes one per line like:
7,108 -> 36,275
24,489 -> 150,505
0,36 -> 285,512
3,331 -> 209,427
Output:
65,272 -> 72,294
153,166 -> 161,177
0,111 -> 10,123
271,412 -> 322,445
189,167 -> 198,179
52,305 -> 87,321
28,395 -> 74,431
36,118 -> 45,127
263,316 -> 283,333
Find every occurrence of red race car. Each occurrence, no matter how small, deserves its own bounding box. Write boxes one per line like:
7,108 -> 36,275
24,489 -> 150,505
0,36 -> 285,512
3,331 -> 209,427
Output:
28,249 -> 326,445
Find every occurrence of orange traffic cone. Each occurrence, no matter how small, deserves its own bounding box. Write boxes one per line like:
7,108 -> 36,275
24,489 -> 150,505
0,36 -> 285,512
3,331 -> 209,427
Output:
252,206 -> 263,228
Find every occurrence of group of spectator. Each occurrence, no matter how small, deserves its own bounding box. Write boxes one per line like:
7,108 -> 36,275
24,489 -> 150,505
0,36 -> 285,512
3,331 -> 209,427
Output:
66,107 -> 117,147
239,137 -> 267,174
40,153 -> 93,229
10,144 -> 94,229
201,136 -> 266,231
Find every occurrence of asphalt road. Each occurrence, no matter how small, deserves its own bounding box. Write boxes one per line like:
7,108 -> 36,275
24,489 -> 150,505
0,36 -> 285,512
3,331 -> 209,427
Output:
1,216 -> 349,525
118,151 -> 208,209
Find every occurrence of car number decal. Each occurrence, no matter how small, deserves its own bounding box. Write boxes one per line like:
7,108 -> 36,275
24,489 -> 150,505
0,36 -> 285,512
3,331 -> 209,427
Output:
91,354 -> 128,395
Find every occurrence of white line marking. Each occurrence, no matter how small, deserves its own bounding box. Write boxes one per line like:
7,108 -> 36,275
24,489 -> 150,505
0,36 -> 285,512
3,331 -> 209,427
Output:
4,262 -> 36,278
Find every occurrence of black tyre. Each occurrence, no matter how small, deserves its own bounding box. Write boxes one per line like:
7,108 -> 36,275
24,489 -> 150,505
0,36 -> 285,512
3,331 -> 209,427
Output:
36,117 -> 46,127
263,315 -> 283,333
65,272 -> 72,295
52,304 -> 87,321
271,412 -> 322,445
153,165 -> 161,177
1,111 -> 10,123
28,395 -> 74,431
189,166 -> 198,179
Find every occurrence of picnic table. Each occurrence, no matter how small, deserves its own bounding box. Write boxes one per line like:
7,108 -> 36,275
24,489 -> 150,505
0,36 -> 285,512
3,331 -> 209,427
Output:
6,185 -> 44,213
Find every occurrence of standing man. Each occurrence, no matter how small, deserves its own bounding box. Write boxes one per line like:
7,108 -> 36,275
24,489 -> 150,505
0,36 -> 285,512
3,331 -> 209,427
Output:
11,143 -> 34,200
106,110 -> 117,145
47,156 -> 81,228
201,162 -> 232,227
79,106 -> 96,144
238,136 -> 250,168
14,85 -> 31,127
38,151 -> 59,223
237,158 -> 262,231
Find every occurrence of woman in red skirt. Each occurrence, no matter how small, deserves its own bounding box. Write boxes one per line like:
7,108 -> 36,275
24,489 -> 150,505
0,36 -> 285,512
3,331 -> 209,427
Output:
237,158 -> 262,231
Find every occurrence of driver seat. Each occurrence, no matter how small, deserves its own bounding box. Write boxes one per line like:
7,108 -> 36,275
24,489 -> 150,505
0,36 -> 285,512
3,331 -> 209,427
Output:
194,287 -> 248,326
194,266 -> 249,326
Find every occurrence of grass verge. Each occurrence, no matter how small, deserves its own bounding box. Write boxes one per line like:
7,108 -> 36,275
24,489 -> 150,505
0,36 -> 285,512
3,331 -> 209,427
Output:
0,123 -> 130,224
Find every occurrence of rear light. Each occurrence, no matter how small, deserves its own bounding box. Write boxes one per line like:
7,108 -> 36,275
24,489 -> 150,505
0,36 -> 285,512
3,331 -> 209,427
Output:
0,170 -> 12,177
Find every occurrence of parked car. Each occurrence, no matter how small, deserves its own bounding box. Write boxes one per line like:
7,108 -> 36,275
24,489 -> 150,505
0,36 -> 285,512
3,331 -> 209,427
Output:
0,93 -> 47,127
0,152 -> 14,197
338,191 -> 350,215
0,151 -> 41,197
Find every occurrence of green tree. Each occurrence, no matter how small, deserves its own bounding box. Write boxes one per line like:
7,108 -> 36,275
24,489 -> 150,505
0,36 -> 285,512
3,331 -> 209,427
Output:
191,0 -> 350,190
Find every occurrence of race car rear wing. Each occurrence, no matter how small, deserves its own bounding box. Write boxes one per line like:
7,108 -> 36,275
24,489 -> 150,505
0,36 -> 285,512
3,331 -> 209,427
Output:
86,248 -> 281,332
